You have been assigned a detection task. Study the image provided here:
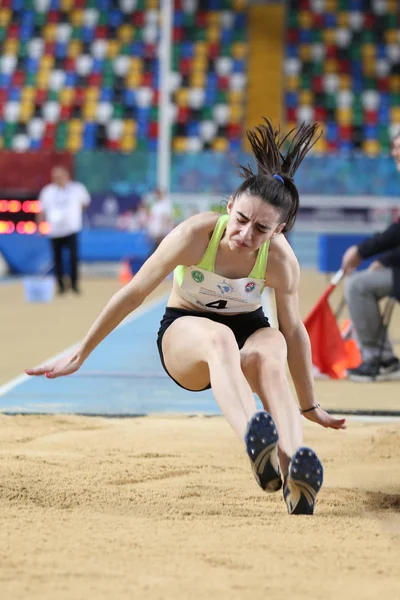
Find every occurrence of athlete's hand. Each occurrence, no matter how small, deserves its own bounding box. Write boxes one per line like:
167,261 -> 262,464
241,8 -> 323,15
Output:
25,354 -> 82,379
302,406 -> 346,430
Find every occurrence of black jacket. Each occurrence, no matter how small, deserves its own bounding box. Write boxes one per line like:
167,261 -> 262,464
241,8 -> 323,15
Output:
357,222 -> 400,301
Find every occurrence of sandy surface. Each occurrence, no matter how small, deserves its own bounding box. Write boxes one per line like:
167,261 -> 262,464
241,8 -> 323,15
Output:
1,271 -> 400,599
0,414 -> 399,600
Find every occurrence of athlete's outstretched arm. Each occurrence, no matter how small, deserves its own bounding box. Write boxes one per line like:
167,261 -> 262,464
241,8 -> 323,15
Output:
25,216 -> 208,379
267,236 -> 346,430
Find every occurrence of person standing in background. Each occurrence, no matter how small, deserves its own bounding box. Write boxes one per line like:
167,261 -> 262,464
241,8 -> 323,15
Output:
38,166 -> 91,295
147,188 -> 174,249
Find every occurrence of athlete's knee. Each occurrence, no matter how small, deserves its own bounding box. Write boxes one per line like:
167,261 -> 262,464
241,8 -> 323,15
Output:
242,329 -> 287,374
207,324 -> 238,355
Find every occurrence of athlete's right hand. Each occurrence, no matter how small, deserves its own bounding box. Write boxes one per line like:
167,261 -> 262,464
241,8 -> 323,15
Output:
25,354 -> 82,379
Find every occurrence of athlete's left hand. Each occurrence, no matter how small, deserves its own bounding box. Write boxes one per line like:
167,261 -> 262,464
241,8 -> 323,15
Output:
302,406 -> 346,430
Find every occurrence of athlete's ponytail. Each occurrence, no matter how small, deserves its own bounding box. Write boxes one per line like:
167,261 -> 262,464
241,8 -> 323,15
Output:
233,118 -> 321,232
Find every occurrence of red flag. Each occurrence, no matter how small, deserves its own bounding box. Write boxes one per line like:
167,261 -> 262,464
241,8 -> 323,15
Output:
304,282 -> 347,379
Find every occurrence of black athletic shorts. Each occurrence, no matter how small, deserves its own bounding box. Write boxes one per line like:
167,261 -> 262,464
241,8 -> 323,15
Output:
156,306 -> 270,392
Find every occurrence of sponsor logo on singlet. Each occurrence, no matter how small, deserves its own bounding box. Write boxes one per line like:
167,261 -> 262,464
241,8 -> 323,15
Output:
245,282 -> 256,293
191,270 -> 204,283
216,280 -> 233,295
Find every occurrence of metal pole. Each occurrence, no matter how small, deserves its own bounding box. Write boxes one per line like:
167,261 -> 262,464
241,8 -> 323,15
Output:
157,0 -> 173,193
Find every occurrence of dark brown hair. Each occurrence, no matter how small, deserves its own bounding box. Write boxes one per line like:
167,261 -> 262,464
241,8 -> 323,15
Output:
233,118 -> 321,232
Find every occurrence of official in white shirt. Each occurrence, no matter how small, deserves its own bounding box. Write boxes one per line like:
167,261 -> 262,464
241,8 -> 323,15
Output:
147,188 -> 174,249
38,166 -> 91,294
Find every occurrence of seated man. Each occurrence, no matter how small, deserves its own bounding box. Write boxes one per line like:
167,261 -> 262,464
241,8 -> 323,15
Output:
341,221 -> 400,381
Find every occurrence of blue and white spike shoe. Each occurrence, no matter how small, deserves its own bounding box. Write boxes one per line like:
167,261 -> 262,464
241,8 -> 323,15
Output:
244,411 -> 282,492
283,447 -> 324,515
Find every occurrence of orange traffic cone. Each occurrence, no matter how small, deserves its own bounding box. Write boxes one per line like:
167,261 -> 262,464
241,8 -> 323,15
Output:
331,319 -> 362,378
119,260 -> 133,284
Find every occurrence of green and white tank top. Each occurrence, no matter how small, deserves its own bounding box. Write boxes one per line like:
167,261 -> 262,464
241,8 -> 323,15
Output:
174,214 -> 269,314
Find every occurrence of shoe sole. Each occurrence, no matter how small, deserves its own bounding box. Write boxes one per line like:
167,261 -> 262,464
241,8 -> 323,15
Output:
284,447 -> 323,515
244,411 -> 281,492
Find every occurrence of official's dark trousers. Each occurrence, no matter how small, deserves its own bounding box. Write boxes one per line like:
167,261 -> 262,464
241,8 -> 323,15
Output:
50,233 -> 79,292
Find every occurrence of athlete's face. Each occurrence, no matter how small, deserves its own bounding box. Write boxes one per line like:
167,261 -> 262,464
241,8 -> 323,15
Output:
391,135 -> 400,171
225,194 -> 285,252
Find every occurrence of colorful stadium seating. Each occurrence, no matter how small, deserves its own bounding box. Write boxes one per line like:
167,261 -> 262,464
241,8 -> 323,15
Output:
285,0 -> 400,155
0,0 -> 248,153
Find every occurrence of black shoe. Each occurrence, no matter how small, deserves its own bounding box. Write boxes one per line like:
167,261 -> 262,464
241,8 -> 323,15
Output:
347,357 -> 400,382
283,447 -> 323,515
57,288 -> 65,295
245,411 -> 282,493
71,287 -> 81,295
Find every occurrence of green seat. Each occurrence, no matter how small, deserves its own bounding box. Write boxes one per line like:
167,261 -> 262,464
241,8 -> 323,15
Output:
71,27 -> 82,40
113,104 -> 124,118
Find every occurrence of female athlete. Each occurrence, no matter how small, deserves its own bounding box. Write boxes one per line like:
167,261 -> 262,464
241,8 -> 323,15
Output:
26,119 -> 346,515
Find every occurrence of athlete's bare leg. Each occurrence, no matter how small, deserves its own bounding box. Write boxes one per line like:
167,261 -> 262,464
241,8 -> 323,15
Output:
240,327 -> 303,476
161,316 -> 257,438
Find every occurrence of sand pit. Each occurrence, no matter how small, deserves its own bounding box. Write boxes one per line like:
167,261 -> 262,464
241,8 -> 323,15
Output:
0,414 -> 399,600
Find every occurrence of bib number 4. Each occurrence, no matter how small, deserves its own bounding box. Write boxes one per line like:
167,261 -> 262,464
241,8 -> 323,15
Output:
205,300 -> 228,310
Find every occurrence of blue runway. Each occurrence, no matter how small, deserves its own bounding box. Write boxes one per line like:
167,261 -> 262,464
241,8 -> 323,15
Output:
0,297 -> 220,416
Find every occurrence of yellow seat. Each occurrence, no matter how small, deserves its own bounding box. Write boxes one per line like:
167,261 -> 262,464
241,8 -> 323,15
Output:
298,11 -> 313,29
286,75 -> 299,92
362,60 -> 375,78
22,87 -> 35,102
43,24 -> 56,43
129,57 -> 143,72
325,58 -> 338,74
337,12 -> 348,27
207,11 -> 219,26
67,134 -> 82,153
194,42 -> 208,57
60,88 -> 76,105
85,87 -> 99,103
107,40 -> 121,59
192,56 -> 207,71
118,25 -> 134,44
37,71 -> 50,89
230,105 -> 244,125
20,103 -> 34,124
172,137 -> 187,152
228,90 -> 244,104
175,89 -> 189,107
123,120 -> 137,135
339,74 -> 352,90
361,43 -> 376,59
82,103 -> 97,121
207,26 -> 220,44
389,76 -> 400,93
60,0 -> 74,9
390,107 -> 400,123
300,90 -> 314,105
388,0 -> 397,11
212,137 -> 229,152
362,140 -> 380,156
233,0 -> 248,10
299,45 -> 311,62
326,0 -> 337,10
323,30 -> 336,45
231,43 -> 247,61
120,136 -> 136,153
68,41 -> 83,58
189,72 -> 206,88
0,8 -> 11,27
68,119 -> 84,135
41,55 -> 55,70
126,71 -> 142,88
337,108 -> 352,126
70,9 -> 83,27
146,0 -> 158,8
385,30 -> 398,44
3,39 -> 18,54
